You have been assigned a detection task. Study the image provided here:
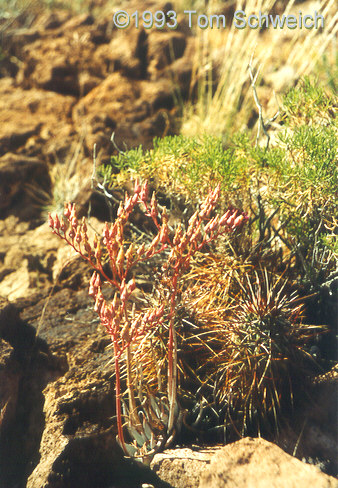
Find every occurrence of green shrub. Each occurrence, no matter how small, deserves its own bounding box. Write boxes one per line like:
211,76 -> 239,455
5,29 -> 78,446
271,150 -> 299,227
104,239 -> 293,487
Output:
102,77 -> 337,285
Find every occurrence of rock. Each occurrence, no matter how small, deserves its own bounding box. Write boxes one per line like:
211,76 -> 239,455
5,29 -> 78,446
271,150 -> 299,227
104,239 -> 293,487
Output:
5,286 -> 171,488
1,27 -> 41,58
16,13 -> 107,96
78,71 -> 103,97
151,446 -> 220,488
0,1 -> 194,170
0,238 -> 165,486
151,438 -> 338,488
0,219 -> 60,300
0,214 -> 104,302
147,31 -> 186,75
0,81 -> 75,160
0,262 -> 33,302
17,37 -> 97,96
0,55 -> 20,78
28,424 -> 173,488
0,297 -> 45,359
0,340 -> 19,430
26,365 -> 117,488
0,79 -> 41,156
72,73 -> 175,152
199,437 -> 338,488
95,29 -> 148,79
0,11 -> 70,79
0,153 -> 51,220
0,297 -> 62,488
276,366 -> 338,476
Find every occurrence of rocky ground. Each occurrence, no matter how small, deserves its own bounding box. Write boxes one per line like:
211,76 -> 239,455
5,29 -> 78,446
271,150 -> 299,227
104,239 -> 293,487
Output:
0,1 -> 337,487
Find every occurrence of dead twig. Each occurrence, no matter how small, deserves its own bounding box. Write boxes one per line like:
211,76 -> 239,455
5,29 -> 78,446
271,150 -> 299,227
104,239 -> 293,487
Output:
248,57 -> 280,150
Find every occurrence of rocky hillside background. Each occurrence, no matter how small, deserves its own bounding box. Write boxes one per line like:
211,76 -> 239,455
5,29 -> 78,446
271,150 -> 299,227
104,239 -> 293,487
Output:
0,0 -> 337,487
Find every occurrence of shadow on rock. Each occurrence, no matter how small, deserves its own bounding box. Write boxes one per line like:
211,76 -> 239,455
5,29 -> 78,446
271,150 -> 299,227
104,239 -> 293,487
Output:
0,297 -> 66,488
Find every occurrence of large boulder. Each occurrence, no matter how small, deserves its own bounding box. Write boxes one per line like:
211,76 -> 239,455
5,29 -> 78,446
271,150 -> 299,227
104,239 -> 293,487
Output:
199,437 -> 338,488
151,438 -> 338,488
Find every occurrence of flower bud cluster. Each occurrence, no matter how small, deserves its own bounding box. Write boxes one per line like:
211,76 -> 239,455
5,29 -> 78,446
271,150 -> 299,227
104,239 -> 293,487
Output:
48,182 -> 171,356
163,188 -> 248,287
49,203 -> 106,278
49,181 -> 247,343
88,270 -> 164,356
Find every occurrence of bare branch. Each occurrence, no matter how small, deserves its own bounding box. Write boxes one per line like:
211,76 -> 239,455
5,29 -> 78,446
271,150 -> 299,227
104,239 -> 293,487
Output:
248,56 -> 280,150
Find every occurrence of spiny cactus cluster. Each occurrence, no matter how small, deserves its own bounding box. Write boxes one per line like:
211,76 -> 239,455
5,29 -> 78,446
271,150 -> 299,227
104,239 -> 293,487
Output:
167,262 -> 325,441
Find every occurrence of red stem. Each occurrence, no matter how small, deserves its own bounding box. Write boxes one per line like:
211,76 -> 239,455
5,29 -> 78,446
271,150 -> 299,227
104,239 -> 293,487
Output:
113,343 -> 126,452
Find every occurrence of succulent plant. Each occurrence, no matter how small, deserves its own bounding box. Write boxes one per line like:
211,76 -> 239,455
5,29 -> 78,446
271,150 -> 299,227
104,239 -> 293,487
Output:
49,179 -> 247,459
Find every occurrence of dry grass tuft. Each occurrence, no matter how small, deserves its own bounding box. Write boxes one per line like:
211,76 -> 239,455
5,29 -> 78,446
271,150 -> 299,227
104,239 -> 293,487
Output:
180,0 -> 337,137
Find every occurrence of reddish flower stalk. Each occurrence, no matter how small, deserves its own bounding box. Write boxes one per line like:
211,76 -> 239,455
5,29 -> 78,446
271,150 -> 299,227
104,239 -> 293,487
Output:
49,179 -> 247,455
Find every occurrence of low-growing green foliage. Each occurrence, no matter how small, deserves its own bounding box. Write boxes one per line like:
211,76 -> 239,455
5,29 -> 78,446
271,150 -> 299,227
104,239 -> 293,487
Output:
102,76 -> 337,311
103,134 -> 249,206
282,76 -> 337,125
